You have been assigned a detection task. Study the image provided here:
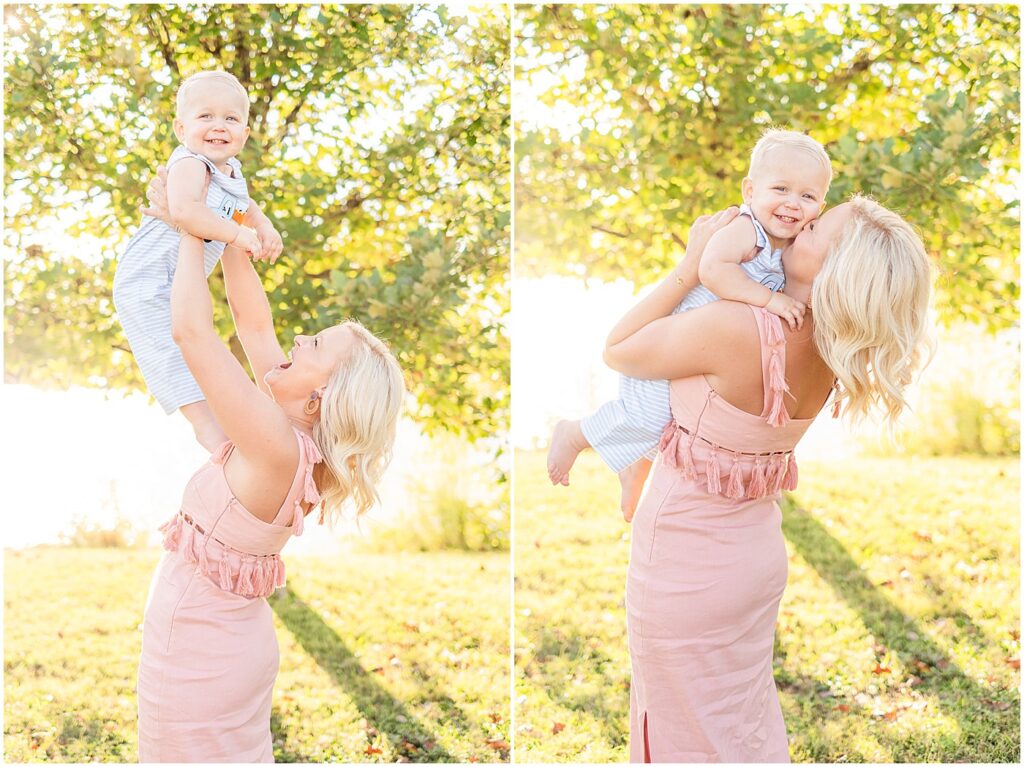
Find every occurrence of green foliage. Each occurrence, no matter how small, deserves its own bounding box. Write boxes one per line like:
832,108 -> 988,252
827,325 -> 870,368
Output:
367,486 -> 508,553
4,547 -> 510,762
362,434 -> 509,552
862,325 -> 1020,457
4,4 -> 509,440
514,450 -> 1019,762
515,4 -> 1020,330
59,515 -> 146,549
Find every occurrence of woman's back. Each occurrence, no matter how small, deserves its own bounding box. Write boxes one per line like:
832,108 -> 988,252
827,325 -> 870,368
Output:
663,305 -> 833,499
700,302 -> 834,423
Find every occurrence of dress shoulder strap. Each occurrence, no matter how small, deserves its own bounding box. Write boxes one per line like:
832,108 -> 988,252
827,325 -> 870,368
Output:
748,305 -> 792,427
273,428 -> 324,535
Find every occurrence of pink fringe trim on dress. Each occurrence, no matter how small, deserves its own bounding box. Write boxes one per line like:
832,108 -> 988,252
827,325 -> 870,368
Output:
158,514 -> 287,599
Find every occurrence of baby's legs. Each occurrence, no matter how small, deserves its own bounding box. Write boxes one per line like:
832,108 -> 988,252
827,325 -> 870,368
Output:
547,420 -> 591,486
180,401 -> 228,453
618,458 -> 653,522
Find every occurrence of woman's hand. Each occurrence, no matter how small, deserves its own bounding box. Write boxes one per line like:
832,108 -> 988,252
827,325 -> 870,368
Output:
676,206 -> 741,282
142,166 -> 210,226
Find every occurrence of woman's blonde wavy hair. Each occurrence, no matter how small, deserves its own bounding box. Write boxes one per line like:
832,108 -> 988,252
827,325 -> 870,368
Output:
312,321 -> 405,524
811,195 -> 935,427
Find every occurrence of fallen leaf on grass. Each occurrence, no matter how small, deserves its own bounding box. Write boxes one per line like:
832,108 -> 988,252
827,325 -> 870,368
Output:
552,721 -> 566,734
913,530 -> 932,542
486,739 -> 510,750
835,704 -> 851,713
872,664 -> 892,675
364,745 -> 382,755
936,659 -> 950,670
879,580 -> 894,587
488,712 -> 503,724
882,709 -> 899,721
1005,657 -> 1020,669
371,666 -> 385,674
982,699 -> 1012,711
1010,629 -> 1019,641
401,622 -> 420,633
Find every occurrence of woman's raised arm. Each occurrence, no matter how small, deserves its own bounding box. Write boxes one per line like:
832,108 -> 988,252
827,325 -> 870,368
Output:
603,207 -> 739,363
170,234 -> 293,462
220,244 -> 287,397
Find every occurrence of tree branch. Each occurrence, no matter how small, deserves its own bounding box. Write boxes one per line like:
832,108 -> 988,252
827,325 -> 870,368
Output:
591,224 -> 631,239
144,8 -> 180,78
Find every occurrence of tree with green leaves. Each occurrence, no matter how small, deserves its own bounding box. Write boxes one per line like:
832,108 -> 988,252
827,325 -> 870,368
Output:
4,3 -> 509,441
515,4 -> 1019,330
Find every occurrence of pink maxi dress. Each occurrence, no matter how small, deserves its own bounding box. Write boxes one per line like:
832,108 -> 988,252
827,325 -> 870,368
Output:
627,306 -> 823,763
137,428 -> 322,762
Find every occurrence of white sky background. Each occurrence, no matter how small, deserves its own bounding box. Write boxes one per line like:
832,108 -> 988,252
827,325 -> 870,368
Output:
0,385 -> 432,551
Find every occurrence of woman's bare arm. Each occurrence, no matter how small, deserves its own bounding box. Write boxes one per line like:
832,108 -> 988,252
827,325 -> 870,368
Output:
604,207 -> 739,348
604,300 -> 754,380
170,234 -> 293,463
220,244 -> 287,397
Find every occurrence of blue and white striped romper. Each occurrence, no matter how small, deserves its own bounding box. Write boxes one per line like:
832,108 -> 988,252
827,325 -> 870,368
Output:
112,145 -> 249,414
580,204 -> 787,472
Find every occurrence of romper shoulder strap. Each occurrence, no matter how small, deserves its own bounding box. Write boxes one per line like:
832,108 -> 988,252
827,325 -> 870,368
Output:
748,305 -> 792,427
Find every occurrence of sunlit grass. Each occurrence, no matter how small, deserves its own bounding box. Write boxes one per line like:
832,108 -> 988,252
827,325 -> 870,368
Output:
514,450 -> 1019,763
4,548 -> 509,762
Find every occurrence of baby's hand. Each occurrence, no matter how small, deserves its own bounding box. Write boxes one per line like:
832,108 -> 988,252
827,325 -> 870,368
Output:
231,225 -> 263,261
764,291 -> 806,331
252,218 -> 283,264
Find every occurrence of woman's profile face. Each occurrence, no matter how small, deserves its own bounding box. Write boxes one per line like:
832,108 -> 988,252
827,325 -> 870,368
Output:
264,324 -> 361,399
785,202 -> 854,283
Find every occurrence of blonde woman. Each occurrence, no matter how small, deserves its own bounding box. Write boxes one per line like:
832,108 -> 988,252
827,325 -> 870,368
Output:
134,171 -> 404,761
603,197 -> 932,762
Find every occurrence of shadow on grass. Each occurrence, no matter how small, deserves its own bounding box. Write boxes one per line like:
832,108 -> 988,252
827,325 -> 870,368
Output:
271,587 -> 454,763
781,497 -> 1020,761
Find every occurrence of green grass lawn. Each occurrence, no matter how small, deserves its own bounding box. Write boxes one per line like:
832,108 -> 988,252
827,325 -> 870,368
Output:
4,548 -> 509,762
514,449 -> 1020,763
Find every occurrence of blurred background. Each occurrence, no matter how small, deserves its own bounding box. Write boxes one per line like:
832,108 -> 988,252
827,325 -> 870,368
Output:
3,4 -> 510,762
512,4 -> 1019,763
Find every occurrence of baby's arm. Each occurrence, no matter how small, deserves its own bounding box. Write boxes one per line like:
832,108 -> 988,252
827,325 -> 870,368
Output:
166,157 -> 262,258
697,218 -> 805,329
242,202 -> 283,264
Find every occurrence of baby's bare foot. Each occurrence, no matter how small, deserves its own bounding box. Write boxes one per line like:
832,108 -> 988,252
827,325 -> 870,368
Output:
547,420 -> 588,486
619,458 -> 653,522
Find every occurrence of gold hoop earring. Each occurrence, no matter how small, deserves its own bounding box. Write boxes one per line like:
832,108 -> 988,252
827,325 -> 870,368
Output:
303,391 -> 321,416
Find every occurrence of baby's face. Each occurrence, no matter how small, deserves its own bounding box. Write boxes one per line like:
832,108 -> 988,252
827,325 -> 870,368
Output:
173,81 -> 250,166
742,147 -> 830,243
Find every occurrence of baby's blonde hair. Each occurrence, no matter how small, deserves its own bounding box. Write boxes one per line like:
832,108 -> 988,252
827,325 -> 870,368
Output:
313,321 -> 405,523
812,195 -> 935,426
749,128 -> 833,190
176,70 -> 250,119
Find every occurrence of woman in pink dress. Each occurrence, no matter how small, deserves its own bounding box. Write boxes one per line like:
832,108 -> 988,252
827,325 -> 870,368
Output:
135,173 -> 405,761
603,198 -> 933,762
